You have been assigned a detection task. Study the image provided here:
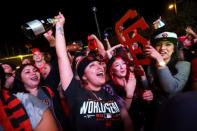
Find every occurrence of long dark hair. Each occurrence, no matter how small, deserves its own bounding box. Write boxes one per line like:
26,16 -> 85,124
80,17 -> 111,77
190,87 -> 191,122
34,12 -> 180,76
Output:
12,64 -> 40,94
152,41 -> 180,75
166,43 -> 180,75
0,65 -> 5,90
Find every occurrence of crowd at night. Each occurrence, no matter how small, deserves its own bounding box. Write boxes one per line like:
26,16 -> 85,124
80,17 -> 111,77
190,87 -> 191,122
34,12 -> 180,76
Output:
0,0 -> 197,131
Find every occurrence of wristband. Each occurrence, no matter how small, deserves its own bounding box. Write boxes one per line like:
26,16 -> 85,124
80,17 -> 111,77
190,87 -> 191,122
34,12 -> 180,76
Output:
157,61 -> 166,67
125,96 -> 133,99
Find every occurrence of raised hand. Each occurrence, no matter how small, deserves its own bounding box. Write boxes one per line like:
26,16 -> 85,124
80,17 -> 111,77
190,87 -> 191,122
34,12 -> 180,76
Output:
144,45 -> 164,63
55,12 -> 65,27
123,72 -> 136,99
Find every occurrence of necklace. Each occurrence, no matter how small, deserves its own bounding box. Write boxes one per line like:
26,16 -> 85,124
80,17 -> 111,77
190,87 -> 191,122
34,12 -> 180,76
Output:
90,91 -> 102,101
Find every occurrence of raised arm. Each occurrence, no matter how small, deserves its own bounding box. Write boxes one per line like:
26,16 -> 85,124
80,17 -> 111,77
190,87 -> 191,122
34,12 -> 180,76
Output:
55,12 -> 73,91
106,44 -> 123,59
145,44 -> 191,93
89,34 -> 106,57
123,72 -> 136,109
104,37 -> 111,50
186,26 -> 197,39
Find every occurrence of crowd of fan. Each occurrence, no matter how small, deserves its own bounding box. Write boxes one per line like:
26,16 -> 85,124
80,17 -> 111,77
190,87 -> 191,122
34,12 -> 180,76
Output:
0,12 -> 197,131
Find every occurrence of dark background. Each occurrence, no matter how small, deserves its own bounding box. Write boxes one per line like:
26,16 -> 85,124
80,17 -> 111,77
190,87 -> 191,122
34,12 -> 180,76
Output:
0,0 -> 194,58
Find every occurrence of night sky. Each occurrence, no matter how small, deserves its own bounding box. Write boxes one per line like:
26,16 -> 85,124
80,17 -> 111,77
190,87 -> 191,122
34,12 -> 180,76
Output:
0,0 -> 167,57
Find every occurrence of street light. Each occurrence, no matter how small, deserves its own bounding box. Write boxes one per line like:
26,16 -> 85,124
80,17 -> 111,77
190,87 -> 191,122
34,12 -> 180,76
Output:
168,4 -> 174,10
168,0 -> 177,15
92,6 -> 101,40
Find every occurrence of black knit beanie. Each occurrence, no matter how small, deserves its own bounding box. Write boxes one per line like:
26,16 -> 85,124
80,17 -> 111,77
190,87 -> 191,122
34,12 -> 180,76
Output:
77,56 -> 98,80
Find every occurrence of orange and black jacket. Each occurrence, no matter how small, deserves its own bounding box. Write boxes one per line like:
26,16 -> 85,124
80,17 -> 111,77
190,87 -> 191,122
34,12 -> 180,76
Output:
0,89 -> 32,131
